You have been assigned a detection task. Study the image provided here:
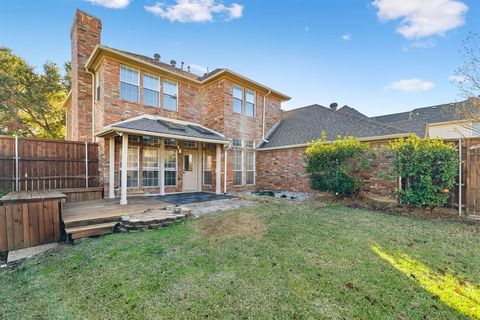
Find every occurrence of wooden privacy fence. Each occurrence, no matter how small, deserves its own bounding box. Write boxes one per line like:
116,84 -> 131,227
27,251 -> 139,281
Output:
447,137 -> 480,216
0,136 -> 99,193
0,191 -> 65,252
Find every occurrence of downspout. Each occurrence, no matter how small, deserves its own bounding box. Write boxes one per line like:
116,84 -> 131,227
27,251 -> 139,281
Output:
87,69 -> 96,143
458,138 -> 462,215
262,90 -> 272,143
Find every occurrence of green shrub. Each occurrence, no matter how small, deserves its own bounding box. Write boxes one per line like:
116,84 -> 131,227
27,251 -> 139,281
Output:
306,134 -> 375,196
384,134 -> 458,208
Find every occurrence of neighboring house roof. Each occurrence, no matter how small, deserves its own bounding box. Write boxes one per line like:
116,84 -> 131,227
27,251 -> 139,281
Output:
383,119 -> 428,138
95,115 -> 228,144
337,105 -> 371,120
259,104 -> 408,149
85,45 -> 291,101
372,98 -> 479,124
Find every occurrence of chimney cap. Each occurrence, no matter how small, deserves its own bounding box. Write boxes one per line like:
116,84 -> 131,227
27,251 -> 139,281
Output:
154,53 -> 160,61
170,60 -> 177,67
330,102 -> 338,111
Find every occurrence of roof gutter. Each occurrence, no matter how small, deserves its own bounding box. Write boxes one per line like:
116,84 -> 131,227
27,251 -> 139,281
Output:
95,127 -> 229,145
84,45 -> 291,101
257,133 -> 410,151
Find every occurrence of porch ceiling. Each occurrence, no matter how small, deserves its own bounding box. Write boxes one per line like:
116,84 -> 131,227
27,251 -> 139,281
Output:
95,115 -> 229,144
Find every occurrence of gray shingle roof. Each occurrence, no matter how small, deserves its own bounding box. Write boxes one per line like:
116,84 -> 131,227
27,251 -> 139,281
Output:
383,119 -> 428,138
112,117 -> 227,142
372,98 -> 478,124
259,105 -> 408,149
337,105 -> 370,120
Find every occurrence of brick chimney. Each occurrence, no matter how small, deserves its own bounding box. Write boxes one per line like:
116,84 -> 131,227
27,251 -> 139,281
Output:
70,9 -> 102,141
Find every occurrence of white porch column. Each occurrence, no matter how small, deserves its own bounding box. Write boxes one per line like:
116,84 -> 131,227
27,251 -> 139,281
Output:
216,144 -> 222,194
159,138 -> 165,196
108,137 -> 115,199
120,133 -> 128,205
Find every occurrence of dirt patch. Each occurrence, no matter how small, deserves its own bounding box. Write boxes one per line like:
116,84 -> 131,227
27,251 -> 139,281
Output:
317,195 -> 480,224
196,211 -> 266,241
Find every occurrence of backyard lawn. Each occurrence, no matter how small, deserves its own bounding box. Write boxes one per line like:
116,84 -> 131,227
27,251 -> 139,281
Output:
1,199 -> 479,319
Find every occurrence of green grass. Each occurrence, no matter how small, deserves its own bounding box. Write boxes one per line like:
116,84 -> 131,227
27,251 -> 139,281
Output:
1,199 -> 479,319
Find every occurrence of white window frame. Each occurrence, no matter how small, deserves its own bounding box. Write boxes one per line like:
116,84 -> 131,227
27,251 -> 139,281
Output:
121,146 -> 139,189
164,149 -> 178,187
142,72 -> 160,107
245,89 -> 255,117
202,150 -> 212,186
142,147 -> 160,188
120,65 -> 139,103
233,149 -> 243,186
163,79 -> 178,112
232,83 -> 255,117
94,69 -> 101,103
246,150 -> 255,185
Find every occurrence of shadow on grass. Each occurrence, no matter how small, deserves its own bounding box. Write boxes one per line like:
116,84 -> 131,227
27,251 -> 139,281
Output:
371,245 -> 480,319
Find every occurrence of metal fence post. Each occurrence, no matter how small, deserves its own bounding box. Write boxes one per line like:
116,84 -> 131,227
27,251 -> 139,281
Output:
458,138 -> 462,215
14,136 -> 19,191
85,142 -> 89,188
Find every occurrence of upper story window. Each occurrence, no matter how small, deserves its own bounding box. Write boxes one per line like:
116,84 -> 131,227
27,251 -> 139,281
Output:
232,84 -> 255,117
245,89 -> 255,117
163,80 -> 178,111
143,73 -> 160,107
233,84 -> 243,114
120,65 -> 139,103
94,70 -> 101,102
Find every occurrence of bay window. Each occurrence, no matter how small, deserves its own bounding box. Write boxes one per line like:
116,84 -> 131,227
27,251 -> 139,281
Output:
233,149 -> 243,186
126,146 -> 139,188
246,150 -> 255,185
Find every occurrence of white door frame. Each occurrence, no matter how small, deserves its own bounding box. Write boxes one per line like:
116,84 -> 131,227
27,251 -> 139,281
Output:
182,150 -> 199,192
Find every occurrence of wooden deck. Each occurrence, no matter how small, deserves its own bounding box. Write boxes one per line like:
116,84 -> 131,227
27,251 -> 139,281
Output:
62,197 -> 169,239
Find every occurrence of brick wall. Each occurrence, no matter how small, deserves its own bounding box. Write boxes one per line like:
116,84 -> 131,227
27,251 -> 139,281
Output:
256,141 -> 397,196
70,9 -> 101,142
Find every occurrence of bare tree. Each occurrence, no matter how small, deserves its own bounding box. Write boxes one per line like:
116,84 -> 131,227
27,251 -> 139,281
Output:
452,33 -> 480,134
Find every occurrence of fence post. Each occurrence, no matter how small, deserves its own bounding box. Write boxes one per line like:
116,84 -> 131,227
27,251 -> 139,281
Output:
458,138 -> 462,215
14,136 -> 19,191
85,142 -> 89,188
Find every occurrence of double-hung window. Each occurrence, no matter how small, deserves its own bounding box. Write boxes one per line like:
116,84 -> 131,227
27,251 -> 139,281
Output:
164,149 -> 177,186
233,84 -> 255,117
163,80 -> 178,111
203,150 -> 212,185
142,148 -> 159,187
233,84 -> 243,114
143,73 -> 160,107
126,146 -> 139,188
245,140 -> 255,185
94,70 -> 101,102
245,89 -> 255,117
120,65 -> 139,103
233,138 -> 243,186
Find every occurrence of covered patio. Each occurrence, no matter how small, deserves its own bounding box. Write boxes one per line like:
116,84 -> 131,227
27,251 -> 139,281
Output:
96,115 -> 230,205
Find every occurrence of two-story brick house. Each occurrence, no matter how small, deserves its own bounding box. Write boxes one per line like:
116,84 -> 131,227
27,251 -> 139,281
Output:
65,10 -> 290,204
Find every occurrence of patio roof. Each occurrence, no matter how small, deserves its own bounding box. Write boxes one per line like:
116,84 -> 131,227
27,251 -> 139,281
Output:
95,115 -> 229,144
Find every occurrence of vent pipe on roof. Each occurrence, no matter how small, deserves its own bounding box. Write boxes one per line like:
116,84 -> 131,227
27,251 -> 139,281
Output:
187,66 -> 191,72
154,53 -> 161,61
330,102 -> 338,111
181,61 -> 184,70
170,60 -> 177,67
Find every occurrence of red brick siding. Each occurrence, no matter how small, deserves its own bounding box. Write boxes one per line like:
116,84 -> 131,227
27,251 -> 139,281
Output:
257,141 -> 397,196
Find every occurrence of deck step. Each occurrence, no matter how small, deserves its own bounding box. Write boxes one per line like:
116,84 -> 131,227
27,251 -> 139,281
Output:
63,215 -> 121,229
66,222 -> 118,240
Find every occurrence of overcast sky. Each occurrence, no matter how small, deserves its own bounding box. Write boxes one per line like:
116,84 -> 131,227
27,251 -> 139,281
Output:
1,0 -> 479,116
